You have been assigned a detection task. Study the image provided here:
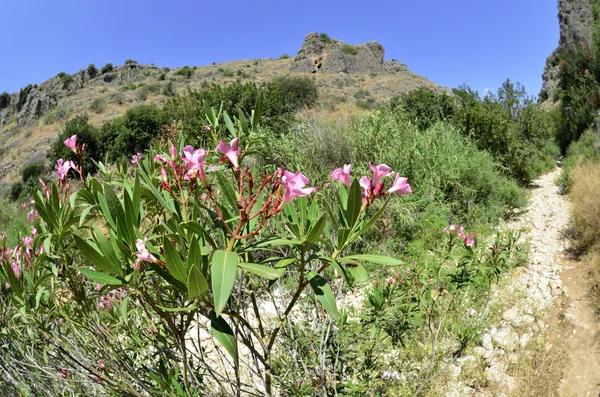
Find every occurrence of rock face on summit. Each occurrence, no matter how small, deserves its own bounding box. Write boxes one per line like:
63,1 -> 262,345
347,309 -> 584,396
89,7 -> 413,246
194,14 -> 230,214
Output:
541,0 -> 594,100
292,33 -> 385,74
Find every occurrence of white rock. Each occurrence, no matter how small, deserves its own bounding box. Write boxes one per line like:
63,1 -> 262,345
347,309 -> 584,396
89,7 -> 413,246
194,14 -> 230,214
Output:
491,328 -> 519,351
482,333 -> 493,351
512,315 -> 535,328
520,333 -> 531,348
503,308 -> 520,322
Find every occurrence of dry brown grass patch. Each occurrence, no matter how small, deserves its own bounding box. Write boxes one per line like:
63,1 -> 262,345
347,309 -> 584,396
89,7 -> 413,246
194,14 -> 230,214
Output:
569,159 -> 600,248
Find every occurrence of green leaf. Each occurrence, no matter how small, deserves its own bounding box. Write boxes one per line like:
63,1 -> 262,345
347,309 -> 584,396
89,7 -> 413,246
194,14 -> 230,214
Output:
215,171 -> 238,211
210,310 -> 238,365
307,271 -> 339,320
188,265 -> 209,299
346,263 -> 369,283
304,212 -> 327,246
74,235 -> 123,275
121,297 -> 129,325
351,196 -> 391,241
157,304 -> 198,312
78,267 -> 123,285
163,237 -> 187,284
238,263 -> 284,280
253,238 -> 302,248
223,112 -> 236,136
341,254 -> 402,266
346,178 -> 363,227
211,250 -> 239,316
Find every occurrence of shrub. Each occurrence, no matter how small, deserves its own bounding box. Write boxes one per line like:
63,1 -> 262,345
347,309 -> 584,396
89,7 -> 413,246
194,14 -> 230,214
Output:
0,91 -> 10,110
390,87 -> 455,130
20,162 -> 45,183
56,72 -> 67,78
89,97 -> 107,113
60,74 -> 74,89
162,81 -> 176,97
125,59 -> 138,65
570,160 -> 600,248
174,66 -> 194,78
7,182 -> 24,202
49,114 -> 101,174
220,69 -> 235,77
341,44 -> 358,55
16,85 -> 33,111
159,73 -> 166,81
319,32 -> 332,43
279,53 -> 291,59
101,63 -> 113,74
119,82 -> 137,91
87,63 -> 98,78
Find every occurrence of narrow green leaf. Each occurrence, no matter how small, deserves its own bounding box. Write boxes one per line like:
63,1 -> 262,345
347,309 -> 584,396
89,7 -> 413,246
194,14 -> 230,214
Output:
210,311 -> 238,365
157,304 -> 198,312
346,178 -> 362,228
163,237 -> 187,284
74,235 -> 123,275
341,254 -> 402,266
351,196 -> 391,241
346,263 -> 369,283
304,213 -> 327,246
307,271 -> 339,320
211,250 -> 239,316
223,112 -> 236,136
216,171 -> 238,210
78,267 -> 123,285
188,265 -> 209,299
121,297 -> 129,324
238,262 -> 284,280
253,238 -> 302,248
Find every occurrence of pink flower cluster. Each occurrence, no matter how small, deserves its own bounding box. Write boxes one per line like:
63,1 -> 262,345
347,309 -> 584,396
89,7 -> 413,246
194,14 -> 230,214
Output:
443,224 -> 476,247
97,288 -> 127,312
134,239 -> 158,270
329,162 -> 412,203
0,227 -> 43,282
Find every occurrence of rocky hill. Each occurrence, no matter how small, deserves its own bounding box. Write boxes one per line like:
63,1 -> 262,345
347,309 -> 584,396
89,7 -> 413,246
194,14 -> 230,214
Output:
0,33 -> 442,184
541,0 -> 594,100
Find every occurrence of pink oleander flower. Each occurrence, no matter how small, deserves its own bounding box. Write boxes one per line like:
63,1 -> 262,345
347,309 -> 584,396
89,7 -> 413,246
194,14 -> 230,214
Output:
154,154 -> 166,163
131,153 -> 142,164
330,164 -> 352,187
369,163 -> 392,186
449,224 -> 457,232
387,174 -> 412,195
134,239 -> 157,270
461,232 -> 476,247
39,179 -> 50,198
281,170 -> 316,204
55,159 -> 75,180
31,227 -> 37,237
359,175 -> 371,198
97,359 -> 105,369
63,135 -> 77,153
95,284 -> 102,292
169,143 -> 177,158
27,209 -> 39,223
4,282 -> 9,289
217,138 -> 240,169
0,231 -> 6,241
21,202 -> 28,209
22,236 -> 33,247
205,125 -> 212,131
12,261 -> 20,278
181,146 -> 207,181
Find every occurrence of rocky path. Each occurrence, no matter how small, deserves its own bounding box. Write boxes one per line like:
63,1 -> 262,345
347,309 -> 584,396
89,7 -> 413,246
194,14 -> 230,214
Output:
448,167 -> 600,396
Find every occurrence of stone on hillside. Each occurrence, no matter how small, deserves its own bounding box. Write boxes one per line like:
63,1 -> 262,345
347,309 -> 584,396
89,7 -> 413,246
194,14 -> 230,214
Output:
291,32 -> 385,74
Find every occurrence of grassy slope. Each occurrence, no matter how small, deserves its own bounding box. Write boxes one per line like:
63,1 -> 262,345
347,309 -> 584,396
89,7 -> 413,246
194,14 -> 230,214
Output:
0,57 -> 441,184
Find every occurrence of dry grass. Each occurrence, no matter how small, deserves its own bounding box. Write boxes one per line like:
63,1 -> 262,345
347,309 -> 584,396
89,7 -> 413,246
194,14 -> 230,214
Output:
510,339 -> 567,397
570,159 -> 600,248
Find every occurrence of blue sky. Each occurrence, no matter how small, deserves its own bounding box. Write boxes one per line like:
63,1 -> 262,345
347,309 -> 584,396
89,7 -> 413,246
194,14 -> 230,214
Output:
0,0 -> 558,97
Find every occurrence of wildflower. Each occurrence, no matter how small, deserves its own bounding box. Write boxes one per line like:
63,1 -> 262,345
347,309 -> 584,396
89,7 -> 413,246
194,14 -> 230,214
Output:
217,138 -> 240,169
281,170 -> 316,204
330,164 -> 352,187
63,135 -> 77,154
369,163 -> 392,186
55,159 -> 75,180
12,261 -> 20,278
131,153 -> 142,164
134,239 -> 157,270
387,174 -> 412,195
181,145 -> 207,181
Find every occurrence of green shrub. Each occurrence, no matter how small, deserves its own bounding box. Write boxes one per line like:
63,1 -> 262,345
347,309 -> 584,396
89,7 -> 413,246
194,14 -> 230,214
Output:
89,97 -> 107,113
162,81 -> 176,97
319,32 -> 332,43
16,85 -> 33,111
174,66 -> 194,78
125,59 -> 138,65
341,44 -> 358,55
49,114 -> 102,174
159,73 -> 166,81
220,69 -> 235,77
390,87 -> 455,130
8,182 -> 24,202
101,63 -> 113,74
119,82 -> 137,91
87,63 -> 98,78
279,53 -> 291,59
20,162 -> 45,183
56,72 -> 67,78
60,74 -> 74,89
0,91 -> 10,110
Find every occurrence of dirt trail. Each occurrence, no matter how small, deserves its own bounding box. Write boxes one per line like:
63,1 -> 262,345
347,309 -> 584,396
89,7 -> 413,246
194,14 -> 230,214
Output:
525,167 -> 600,397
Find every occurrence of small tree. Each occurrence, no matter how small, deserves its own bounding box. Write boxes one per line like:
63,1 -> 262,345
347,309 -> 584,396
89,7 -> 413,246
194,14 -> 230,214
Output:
125,59 -> 138,65
87,63 -> 98,78
101,63 -> 114,74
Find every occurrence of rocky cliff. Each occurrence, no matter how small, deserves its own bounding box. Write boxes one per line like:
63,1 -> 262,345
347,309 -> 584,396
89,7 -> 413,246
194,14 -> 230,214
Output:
0,64 -> 165,129
541,0 -> 594,100
292,32 -> 401,75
